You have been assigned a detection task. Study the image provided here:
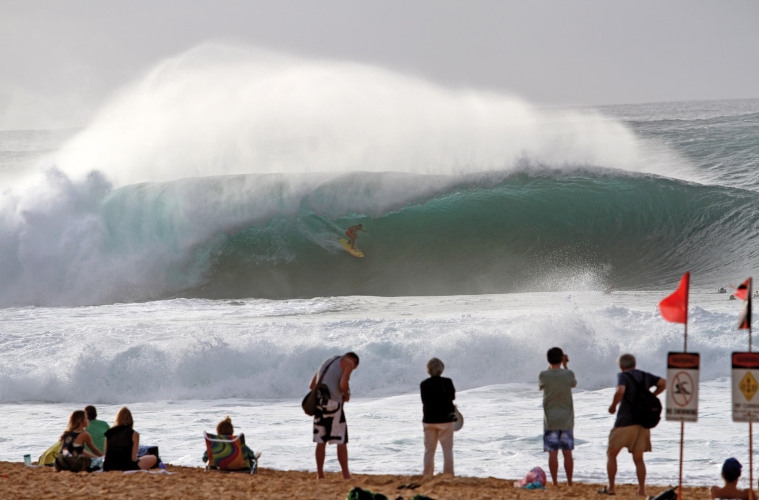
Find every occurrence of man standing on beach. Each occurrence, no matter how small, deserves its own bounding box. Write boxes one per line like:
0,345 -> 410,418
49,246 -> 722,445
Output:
539,347 -> 577,486
309,351 -> 360,479
601,353 -> 666,497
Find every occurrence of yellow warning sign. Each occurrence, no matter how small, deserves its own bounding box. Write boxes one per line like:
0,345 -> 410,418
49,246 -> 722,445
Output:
732,352 -> 759,422
740,372 -> 758,401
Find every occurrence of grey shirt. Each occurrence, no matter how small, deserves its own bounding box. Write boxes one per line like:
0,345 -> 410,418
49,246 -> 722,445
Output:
539,368 -> 577,430
316,355 -> 344,403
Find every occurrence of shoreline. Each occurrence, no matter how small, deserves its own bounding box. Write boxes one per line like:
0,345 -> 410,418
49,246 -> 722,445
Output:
0,461 -> 710,499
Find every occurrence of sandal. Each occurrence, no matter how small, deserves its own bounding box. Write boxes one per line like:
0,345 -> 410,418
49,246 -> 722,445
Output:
597,487 -> 616,495
397,483 -> 421,490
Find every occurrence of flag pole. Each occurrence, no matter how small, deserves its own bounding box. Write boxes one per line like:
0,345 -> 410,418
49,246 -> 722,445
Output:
747,278 -> 754,500
658,272 -> 690,500
677,321 -> 688,500
750,278 -> 753,351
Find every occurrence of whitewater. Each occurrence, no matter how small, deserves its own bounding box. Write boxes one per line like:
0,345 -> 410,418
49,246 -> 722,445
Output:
1,44 -> 758,485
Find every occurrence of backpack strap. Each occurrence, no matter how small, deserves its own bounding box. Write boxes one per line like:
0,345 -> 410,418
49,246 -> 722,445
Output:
315,356 -> 340,386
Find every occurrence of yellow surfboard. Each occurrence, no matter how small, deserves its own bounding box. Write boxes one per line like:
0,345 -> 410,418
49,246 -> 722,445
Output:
338,237 -> 364,258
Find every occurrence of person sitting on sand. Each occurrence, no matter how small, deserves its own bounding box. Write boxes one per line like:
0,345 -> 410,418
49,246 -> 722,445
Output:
60,410 -> 102,459
202,416 -> 259,468
103,407 -> 158,471
84,405 -> 109,455
711,458 -> 751,500
54,410 -> 103,471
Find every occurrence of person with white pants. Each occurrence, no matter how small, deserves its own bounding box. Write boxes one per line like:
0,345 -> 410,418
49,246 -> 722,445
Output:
420,357 -> 456,477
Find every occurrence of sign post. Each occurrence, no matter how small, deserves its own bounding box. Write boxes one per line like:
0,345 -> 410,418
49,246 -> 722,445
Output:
732,352 -> 759,422
666,352 -> 699,422
667,351 -> 699,500
732,351 -> 759,500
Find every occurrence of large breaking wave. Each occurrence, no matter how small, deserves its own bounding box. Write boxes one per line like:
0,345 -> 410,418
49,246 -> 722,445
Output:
1,44 -> 757,307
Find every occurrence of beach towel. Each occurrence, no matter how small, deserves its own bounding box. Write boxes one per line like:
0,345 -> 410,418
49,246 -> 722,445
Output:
204,432 -> 257,473
38,441 -> 61,467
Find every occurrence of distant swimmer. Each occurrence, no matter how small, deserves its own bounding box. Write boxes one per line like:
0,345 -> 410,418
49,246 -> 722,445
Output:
344,224 -> 366,250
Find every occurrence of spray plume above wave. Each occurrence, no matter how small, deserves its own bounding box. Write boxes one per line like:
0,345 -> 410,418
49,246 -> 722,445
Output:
53,43 -> 693,186
2,44 -> 756,308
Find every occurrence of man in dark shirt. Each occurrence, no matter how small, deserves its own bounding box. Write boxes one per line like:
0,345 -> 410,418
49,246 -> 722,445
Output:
601,353 -> 666,496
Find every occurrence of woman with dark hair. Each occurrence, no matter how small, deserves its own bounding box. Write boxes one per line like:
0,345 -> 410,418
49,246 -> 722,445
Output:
103,407 -> 157,471
420,357 -> 456,477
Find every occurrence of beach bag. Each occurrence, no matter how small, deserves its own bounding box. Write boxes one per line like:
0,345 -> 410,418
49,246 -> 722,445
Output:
54,452 -> 92,473
302,357 -> 339,416
302,383 -> 331,416
453,406 -> 464,432
625,372 -> 662,429
516,466 -> 547,489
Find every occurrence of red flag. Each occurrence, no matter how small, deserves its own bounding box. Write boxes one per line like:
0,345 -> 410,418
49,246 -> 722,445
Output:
734,278 -> 751,301
659,272 -> 689,324
737,278 -> 752,330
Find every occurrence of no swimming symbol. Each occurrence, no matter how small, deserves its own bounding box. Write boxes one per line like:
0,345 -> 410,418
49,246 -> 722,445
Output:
672,371 -> 694,407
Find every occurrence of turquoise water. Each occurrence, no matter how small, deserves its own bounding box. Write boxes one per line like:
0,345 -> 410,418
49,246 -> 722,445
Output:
2,97 -> 759,306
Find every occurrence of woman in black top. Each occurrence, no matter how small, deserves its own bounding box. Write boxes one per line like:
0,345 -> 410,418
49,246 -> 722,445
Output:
60,410 -> 101,458
420,357 -> 456,477
103,407 -> 157,471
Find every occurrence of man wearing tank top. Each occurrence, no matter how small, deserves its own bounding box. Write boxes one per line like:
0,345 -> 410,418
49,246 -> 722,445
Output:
309,351 -> 360,479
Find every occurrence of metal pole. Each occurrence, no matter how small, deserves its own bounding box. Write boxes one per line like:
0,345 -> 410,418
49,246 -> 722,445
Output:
678,322 -> 688,500
678,422 -> 684,500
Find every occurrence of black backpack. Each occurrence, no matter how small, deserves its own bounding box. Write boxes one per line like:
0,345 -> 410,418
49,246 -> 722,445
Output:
624,371 -> 662,429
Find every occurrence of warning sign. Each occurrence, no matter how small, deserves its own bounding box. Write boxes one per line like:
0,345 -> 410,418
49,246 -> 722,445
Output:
732,352 -> 759,422
666,352 -> 699,422
740,372 -> 758,401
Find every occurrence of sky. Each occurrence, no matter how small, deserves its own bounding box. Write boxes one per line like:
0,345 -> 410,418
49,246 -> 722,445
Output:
1,0 -> 758,129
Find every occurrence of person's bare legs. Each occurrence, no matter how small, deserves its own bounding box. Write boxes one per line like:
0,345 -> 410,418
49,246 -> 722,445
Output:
315,443 -> 326,479
632,451 -> 646,496
606,447 -> 621,494
337,444 -> 350,479
138,454 -> 158,470
548,450 -> 559,485
562,450 -> 574,486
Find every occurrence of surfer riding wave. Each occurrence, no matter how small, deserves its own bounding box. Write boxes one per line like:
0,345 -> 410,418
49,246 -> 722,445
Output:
344,224 -> 366,250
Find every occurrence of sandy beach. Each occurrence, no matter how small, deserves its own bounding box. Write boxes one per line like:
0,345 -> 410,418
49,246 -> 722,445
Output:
0,461 -> 708,500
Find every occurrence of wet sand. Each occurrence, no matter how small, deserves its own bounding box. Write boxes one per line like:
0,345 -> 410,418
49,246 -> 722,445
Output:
0,461 -> 708,499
